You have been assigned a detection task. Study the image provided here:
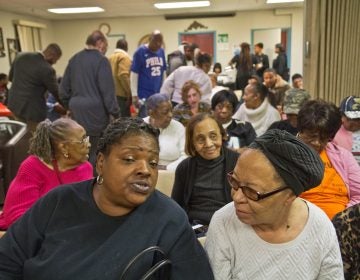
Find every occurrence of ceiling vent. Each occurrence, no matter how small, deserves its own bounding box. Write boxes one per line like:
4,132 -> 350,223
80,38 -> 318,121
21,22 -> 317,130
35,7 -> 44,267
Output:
164,12 -> 236,20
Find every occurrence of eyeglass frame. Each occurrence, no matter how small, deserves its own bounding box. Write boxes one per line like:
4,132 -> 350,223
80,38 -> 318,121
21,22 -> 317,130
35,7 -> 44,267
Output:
63,135 -> 90,145
227,171 -> 289,201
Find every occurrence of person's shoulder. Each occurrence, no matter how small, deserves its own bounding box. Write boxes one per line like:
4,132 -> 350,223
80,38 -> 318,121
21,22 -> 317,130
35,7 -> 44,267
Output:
169,119 -> 185,130
148,190 -> 189,221
305,200 -> 335,229
45,179 -> 92,201
19,155 -> 46,172
199,102 -> 211,110
211,202 -> 235,225
173,103 -> 188,110
74,161 -> 93,173
176,156 -> 192,171
224,146 -> 240,157
327,141 -> 354,157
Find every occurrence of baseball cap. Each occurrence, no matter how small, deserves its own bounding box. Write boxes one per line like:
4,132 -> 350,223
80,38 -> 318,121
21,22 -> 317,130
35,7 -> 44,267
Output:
340,96 -> 360,119
283,89 -> 310,115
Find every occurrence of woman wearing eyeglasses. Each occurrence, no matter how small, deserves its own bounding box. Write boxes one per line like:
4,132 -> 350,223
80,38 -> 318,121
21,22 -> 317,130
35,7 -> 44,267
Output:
0,118 -> 214,279
205,129 -> 344,279
0,118 -> 92,230
297,100 -> 360,220
171,113 -> 239,228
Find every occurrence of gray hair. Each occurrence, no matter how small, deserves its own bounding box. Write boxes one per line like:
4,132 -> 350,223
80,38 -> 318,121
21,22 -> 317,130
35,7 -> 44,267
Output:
146,93 -> 170,112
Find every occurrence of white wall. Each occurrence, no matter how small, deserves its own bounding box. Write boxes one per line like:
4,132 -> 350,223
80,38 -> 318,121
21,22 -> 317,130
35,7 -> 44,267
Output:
0,10 -> 55,74
0,8 -> 303,78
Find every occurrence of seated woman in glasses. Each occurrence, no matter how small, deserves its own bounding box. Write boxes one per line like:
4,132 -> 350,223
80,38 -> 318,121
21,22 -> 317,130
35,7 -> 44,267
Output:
297,100 -> 360,219
0,118 -> 214,279
205,129 -> 344,279
211,89 -> 256,151
171,113 -> 239,228
0,118 -> 93,230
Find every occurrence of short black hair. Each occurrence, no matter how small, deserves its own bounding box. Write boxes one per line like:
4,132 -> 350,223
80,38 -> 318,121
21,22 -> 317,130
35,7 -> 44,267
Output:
213,62 -> 222,72
291,73 -> 303,82
116,39 -> 128,51
195,52 -> 212,66
248,82 -> 268,101
0,73 -> 7,81
86,30 -> 107,46
297,99 -> 342,140
211,89 -> 239,111
97,118 -> 160,156
255,42 -> 264,49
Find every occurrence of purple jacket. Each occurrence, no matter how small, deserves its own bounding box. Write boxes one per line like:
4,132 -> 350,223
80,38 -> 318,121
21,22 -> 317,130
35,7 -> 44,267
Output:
326,142 -> 360,207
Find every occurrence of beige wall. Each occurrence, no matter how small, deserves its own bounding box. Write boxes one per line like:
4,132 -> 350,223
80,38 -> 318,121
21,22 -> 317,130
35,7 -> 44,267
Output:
0,8 -> 303,79
0,11 -> 55,74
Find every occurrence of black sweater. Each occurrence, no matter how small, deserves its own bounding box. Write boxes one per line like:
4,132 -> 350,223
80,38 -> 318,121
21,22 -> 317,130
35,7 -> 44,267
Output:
0,180 -> 214,280
171,147 -> 239,222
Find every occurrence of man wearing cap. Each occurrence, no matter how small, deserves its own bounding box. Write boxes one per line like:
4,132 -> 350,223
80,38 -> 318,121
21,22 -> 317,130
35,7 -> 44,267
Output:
333,96 -> 360,164
205,129 -> 344,279
267,73 -> 311,135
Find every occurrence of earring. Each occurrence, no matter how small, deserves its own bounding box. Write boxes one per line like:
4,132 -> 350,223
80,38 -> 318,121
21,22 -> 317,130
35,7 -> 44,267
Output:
63,152 -> 69,158
96,175 -> 104,185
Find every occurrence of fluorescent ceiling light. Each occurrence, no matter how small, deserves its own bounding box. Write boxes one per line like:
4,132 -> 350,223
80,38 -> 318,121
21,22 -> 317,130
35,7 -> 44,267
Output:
266,0 -> 303,3
154,1 -> 210,9
48,7 -> 104,14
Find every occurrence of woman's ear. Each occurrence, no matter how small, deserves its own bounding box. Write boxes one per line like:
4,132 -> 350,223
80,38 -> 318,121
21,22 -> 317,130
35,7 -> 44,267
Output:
148,109 -> 155,118
56,142 -> 67,155
96,152 -> 105,175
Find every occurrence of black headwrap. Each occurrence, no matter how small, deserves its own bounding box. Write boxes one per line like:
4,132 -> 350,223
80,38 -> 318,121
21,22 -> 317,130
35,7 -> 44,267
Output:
249,129 -> 324,196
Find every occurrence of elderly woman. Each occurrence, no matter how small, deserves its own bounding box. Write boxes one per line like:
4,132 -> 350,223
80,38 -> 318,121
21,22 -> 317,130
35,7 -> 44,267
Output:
171,113 -> 239,227
172,80 -> 211,127
0,118 -> 92,230
205,129 -> 344,279
212,89 -> 256,150
0,118 -> 214,279
297,100 -> 360,219
144,93 -> 186,171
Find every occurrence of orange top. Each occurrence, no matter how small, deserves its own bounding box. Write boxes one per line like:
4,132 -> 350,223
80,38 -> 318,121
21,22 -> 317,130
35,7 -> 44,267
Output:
300,150 -> 349,219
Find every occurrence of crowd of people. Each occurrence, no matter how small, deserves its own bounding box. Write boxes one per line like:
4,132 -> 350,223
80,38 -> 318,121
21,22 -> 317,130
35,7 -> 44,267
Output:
0,29 -> 359,279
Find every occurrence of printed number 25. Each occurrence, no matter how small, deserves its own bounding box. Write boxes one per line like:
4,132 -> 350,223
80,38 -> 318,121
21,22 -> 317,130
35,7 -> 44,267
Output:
151,66 -> 161,76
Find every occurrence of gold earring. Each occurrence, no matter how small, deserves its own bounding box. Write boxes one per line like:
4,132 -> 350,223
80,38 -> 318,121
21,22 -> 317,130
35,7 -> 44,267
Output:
63,152 -> 69,158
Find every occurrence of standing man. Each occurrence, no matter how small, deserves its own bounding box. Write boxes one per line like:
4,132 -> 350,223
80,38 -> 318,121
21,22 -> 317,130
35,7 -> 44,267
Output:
272,43 -> 289,81
60,30 -> 119,169
130,30 -> 166,117
253,42 -> 269,80
108,39 -> 132,117
7,43 -> 62,132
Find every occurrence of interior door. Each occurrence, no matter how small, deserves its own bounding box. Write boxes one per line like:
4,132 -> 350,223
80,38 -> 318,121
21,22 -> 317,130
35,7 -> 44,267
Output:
179,32 -> 216,61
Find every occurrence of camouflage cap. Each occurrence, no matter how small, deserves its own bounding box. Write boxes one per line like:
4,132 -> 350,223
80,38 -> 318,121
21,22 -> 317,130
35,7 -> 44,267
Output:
283,88 -> 311,115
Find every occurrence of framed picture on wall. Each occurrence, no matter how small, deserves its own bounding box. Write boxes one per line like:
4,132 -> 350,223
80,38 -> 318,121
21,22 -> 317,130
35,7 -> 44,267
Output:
7,38 -> 20,65
0,28 -> 5,57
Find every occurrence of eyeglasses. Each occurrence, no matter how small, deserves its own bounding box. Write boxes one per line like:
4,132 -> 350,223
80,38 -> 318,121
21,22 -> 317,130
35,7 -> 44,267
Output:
297,132 -> 331,144
227,171 -> 288,201
64,136 -> 90,145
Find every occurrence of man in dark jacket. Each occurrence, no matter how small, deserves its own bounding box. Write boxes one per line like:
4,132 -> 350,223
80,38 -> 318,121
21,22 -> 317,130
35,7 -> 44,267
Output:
60,30 -> 120,169
272,43 -> 289,81
8,43 -> 62,132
